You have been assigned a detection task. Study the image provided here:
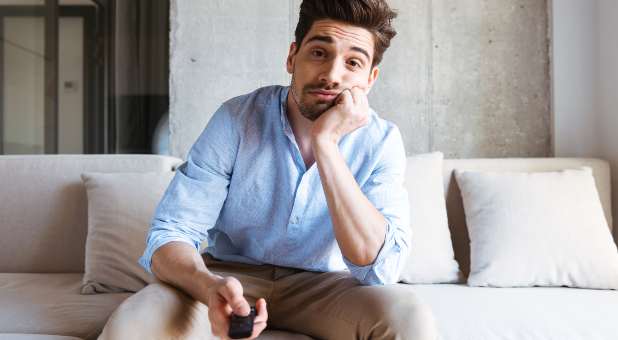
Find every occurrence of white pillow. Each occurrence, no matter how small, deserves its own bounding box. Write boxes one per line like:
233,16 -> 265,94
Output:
455,167 -> 618,289
399,152 -> 462,284
80,171 -> 174,294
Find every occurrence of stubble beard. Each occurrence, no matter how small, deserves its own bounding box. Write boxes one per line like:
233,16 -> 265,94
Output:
290,72 -> 338,122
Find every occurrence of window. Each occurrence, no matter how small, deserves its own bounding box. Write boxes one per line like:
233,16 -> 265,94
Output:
0,0 -> 169,155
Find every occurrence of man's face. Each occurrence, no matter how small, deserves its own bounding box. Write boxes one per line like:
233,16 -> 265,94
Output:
286,19 -> 380,121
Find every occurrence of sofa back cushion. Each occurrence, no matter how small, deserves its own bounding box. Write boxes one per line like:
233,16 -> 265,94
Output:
439,157 -> 612,278
0,155 -> 184,273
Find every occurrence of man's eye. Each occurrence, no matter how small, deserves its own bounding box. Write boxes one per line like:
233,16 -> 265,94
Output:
311,50 -> 325,57
348,60 -> 361,68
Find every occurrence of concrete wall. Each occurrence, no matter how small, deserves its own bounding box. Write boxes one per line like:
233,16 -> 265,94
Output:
169,0 -> 551,159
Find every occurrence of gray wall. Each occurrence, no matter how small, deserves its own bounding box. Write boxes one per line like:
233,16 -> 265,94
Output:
552,0 -> 618,242
170,0 -> 551,160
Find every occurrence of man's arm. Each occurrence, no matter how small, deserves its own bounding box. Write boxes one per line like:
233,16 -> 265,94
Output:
138,103 -> 239,295
312,137 -> 387,266
312,125 -> 411,286
151,241 -> 223,302
149,231 -> 269,338
141,104 -> 268,337
310,88 -> 411,286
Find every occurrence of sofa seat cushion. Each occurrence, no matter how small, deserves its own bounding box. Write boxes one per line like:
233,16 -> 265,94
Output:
0,274 -> 130,340
0,335 -> 82,340
409,283 -> 618,340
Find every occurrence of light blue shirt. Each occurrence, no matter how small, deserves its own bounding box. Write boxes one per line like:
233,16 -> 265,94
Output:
138,85 -> 411,285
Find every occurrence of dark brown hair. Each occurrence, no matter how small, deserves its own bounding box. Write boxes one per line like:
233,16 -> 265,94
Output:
294,0 -> 398,68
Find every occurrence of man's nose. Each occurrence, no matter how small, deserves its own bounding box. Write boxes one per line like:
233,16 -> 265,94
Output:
318,58 -> 345,88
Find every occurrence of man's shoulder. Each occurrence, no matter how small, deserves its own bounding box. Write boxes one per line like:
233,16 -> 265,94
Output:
221,85 -> 286,113
363,108 -> 402,143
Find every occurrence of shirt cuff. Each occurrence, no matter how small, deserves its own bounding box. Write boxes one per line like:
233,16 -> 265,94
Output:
342,222 -> 400,286
138,232 -> 199,275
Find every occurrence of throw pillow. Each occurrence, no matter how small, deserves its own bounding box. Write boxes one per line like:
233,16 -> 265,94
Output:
399,152 -> 463,284
455,167 -> 618,289
80,171 -> 174,294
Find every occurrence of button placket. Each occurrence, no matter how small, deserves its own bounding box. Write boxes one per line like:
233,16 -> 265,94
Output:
287,174 -> 310,234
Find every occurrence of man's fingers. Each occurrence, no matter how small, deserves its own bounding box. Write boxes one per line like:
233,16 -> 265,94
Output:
350,86 -> 365,104
210,292 -> 234,316
250,321 -> 268,339
351,86 -> 369,107
337,88 -> 353,106
218,278 -> 250,316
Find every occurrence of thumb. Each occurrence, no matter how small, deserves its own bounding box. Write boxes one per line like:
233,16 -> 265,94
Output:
254,298 -> 268,322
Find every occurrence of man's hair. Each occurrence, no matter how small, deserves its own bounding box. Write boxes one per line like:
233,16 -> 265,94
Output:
294,0 -> 397,68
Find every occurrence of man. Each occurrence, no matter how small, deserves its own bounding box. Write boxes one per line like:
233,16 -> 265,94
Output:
100,1 -> 438,339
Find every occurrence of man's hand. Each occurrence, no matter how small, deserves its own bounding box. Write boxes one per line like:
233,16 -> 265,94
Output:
310,86 -> 370,145
206,276 -> 268,339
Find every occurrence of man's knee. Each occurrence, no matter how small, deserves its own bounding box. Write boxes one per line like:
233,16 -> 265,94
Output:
360,285 -> 439,340
99,283 -> 212,340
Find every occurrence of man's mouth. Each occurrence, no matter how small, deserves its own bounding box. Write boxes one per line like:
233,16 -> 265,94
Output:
308,89 -> 339,101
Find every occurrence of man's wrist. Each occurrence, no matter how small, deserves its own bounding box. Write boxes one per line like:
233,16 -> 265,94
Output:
190,270 -> 224,304
311,133 -> 339,150
198,270 -> 224,287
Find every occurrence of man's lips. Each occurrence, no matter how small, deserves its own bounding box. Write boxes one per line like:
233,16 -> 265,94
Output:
308,90 -> 339,101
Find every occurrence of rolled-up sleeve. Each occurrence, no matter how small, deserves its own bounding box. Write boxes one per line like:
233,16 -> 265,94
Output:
138,104 -> 239,274
343,125 -> 411,285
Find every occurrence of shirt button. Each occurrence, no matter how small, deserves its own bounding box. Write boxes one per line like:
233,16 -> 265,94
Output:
292,216 -> 299,224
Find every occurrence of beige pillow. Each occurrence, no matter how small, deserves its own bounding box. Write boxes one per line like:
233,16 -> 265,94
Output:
399,152 -> 463,283
80,171 -> 174,294
455,167 -> 618,289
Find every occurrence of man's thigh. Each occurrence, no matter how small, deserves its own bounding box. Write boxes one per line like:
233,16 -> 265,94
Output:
99,255 -> 275,340
269,271 -> 439,340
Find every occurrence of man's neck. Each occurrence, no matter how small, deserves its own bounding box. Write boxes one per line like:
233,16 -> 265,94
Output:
286,90 -> 314,144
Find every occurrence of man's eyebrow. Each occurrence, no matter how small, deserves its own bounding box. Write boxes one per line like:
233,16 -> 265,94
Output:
305,35 -> 371,61
306,35 -> 334,45
350,46 -> 370,62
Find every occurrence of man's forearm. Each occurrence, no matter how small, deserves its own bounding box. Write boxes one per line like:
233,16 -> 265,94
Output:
312,137 -> 387,266
151,241 -> 223,304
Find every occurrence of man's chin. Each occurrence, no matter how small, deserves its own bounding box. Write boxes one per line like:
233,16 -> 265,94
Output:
300,111 -> 322,122
301,105 -> 332,121
298,101 -> 333,121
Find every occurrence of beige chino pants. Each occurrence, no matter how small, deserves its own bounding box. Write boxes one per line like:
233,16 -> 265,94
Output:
99,253 -> 439,340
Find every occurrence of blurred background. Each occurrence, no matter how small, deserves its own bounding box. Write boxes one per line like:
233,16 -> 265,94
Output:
0,0 -> 169,155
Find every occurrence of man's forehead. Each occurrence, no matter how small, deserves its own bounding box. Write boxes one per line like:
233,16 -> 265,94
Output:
304,19 -> 374,55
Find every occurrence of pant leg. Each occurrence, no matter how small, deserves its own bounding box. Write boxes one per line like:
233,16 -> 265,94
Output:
98,254 -> 275,340
268,270 -> 439,340
98,281 -> 212,340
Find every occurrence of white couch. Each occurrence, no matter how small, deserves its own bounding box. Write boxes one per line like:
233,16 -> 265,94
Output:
0,154 -> 616,340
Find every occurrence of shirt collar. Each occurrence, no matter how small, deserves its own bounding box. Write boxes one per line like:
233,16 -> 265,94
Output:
279,86 -> 294,138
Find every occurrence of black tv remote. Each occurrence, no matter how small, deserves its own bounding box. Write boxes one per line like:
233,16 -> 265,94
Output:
228,306 -> 256,339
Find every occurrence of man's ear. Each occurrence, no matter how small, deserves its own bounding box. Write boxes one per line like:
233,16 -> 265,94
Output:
286,42 -> 298,74
366,66 -> 379,94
